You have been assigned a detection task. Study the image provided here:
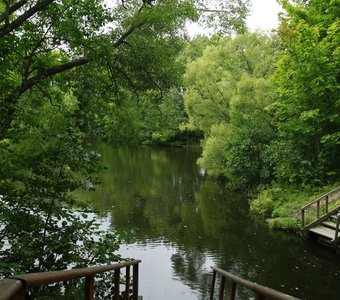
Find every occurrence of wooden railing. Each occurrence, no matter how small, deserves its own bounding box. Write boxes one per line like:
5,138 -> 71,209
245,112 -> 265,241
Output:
300,186 -> 340,229
335,213 -> 340,242
210,266 -> 299,300
0,260 -> 141,300
300,206 -> 340,234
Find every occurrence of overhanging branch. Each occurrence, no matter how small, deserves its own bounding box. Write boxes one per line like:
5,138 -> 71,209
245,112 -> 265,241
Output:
0,0 -> 28,24
0,58 -> 89,138
0,0 -> 55,38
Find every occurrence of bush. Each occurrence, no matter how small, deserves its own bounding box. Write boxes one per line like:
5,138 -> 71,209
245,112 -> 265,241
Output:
267,217 -> 300,232
250,190 -> 275,217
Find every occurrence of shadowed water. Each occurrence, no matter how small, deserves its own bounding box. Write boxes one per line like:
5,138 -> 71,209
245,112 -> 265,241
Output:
77,145 -> 340,300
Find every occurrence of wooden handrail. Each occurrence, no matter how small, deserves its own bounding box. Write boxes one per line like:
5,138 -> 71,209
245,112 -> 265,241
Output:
0,279 -> 24,300
0,260 -> 141,300
301,186 -> 340,228
210,266 -> 300,300
301,206 -> 340,234
301,186 -> 340,210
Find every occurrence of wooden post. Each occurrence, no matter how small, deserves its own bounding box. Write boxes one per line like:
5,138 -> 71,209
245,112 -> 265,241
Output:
255,294 -> 265,300
301,209 -> 305,228
209,270 -> 216,300
325,195 -> 329,214
335,213 -> 340,241
133,263 -> 139,300
12,290 -> 25,300
317,200 -> 320,219
84,276 -> 94,300
218,275 -> 225,300
125,266 -> 131,300
230,281 -> 237,300
114,269 -> 120,300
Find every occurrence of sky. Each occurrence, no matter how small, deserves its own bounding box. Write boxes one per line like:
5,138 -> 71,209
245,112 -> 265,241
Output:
246,0 -> 282,31
187,0 -> 283,36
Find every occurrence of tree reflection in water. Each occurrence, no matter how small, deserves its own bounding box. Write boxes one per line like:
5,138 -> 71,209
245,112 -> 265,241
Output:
76,145 -> 340,300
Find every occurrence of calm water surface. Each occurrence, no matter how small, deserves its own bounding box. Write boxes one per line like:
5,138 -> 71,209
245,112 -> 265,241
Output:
78,145 -> 340,300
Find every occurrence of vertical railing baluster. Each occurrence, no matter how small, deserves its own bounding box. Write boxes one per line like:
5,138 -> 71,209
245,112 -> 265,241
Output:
13,289 -> 25,300
317,200 -> 320,218
325,195 -> 329,214
335,213 -> 340,241
85,275 -> 94,300
114,269 -> 120,300
125,266 -> 131,300
133,263 -> 139,300
255,293 -> 265,300
301,209 -> 305,228
218,275 -> 225,300
209,270 -> 216,300
230,281 -> 236,300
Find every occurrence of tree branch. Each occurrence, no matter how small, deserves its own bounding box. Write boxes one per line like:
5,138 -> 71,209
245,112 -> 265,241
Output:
19,57 -> 89,95
113,20 -> 146,48
0,0 -> 28,24
0,0 -> 55,38
0,57 -> 89,138
0,19 -> 147,138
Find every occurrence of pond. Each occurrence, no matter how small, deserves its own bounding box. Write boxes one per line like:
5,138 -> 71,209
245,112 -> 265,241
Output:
77,144 -> 340,300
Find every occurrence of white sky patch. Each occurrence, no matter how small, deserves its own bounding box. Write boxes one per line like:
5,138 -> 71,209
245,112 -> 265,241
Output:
246,0 -> 282,32
187,0 -> 283,36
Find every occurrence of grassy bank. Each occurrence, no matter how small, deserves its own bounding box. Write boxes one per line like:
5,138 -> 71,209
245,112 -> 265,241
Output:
250,182 -> 340,232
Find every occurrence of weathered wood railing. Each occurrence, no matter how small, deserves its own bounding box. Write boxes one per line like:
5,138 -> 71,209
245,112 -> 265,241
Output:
300,206 -> 340,235
210,266 -> 299,300
335,213 -> 340,242
300,186 -> 340,229
0,260 -> 141,300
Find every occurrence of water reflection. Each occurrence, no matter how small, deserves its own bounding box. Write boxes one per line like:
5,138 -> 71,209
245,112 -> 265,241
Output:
77,145 -> 340,300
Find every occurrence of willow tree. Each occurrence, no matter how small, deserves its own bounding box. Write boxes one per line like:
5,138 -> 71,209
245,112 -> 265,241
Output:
184,32 -> 278,188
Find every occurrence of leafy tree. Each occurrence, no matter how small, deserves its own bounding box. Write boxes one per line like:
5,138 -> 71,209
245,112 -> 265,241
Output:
184,32 -> 278,188
269,0 -> 340,184
0,0 -> 251,285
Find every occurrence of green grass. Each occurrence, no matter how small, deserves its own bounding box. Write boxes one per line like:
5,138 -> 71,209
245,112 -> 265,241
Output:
250,182 -> 340,232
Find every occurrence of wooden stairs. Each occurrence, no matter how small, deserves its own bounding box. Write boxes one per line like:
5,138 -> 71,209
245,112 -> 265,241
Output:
307,212 -> 340,248
300,186 -> 340,252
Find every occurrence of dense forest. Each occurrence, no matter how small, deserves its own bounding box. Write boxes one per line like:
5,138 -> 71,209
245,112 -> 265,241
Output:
0,0 -> 339,295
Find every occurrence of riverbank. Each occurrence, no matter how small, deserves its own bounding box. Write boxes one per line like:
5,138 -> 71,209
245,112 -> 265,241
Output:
250,182 -> 340,232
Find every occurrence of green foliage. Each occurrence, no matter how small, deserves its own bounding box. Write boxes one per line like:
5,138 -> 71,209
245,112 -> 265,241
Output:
198,122 -> 230,177
182,0 -> 339,194
269,0 -> 340,184
196,0 -> 251,34
250,190 -> 275,217
0,0 -> 251,285
184,32 -> 278,188
267,217 -> 300,232
102,88 -> 189,144
250,182 -> 340,230
0,85 -> 120,276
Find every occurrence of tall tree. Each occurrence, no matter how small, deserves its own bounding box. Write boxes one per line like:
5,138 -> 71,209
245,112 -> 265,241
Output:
183,32 -> 278,188
269,0 -> 340,184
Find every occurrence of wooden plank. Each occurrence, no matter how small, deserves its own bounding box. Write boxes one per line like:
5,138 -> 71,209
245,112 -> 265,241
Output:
309,226 -> 335,240
330,215 -> 338,222
322,221 -> 336,229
